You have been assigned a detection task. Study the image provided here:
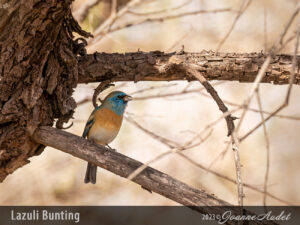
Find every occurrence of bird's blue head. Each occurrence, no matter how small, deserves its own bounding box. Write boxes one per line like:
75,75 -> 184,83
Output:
102,91 -> 132,116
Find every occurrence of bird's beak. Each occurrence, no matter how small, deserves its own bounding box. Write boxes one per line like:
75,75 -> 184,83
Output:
123,95 -> 133,102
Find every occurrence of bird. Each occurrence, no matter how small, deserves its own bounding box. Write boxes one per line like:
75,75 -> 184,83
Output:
82,91 -> 132,184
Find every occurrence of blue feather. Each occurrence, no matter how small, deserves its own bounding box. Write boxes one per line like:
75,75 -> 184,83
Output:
102,92 -> 128,116
82,106 -> 101,138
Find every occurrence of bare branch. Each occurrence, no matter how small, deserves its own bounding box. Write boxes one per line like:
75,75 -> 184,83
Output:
78,51 -> 300,84
91,8 -> 231,44
264,7 -> 268,51
256,88 -> 270,207
92,81 -> 114,107
32,126 -> 280,224
124,116 -> 293,206
125,116 -> 212,181
197,91 -> 300,121
128,0 -> 193,16
177,152 -> 294,206
216,0 -> 252,52
90,0 -> 145,45
239,14 -> 300,141
184,65 -> 235,136
170,62 -> 244,206
72,0 -> 101,23
231,132 -> 244,206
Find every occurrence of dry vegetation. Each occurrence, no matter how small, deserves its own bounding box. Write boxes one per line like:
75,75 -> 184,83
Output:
1,0 -> 300,207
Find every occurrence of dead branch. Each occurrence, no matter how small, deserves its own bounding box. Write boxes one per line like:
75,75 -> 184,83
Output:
72,0 -> 102,23
216,0 -> 252,52
32,126 -> 228,206
128,0 -> 193,16
92,81 -> 114,107
90,0 -> 144,45
96,8 -> 232,37
125,116 -> 293,205
183,65 -> 236,136
178,64 -> 244,206
32,126 -> 278,225
256,88 -> 270,207
78,51 -> 300,84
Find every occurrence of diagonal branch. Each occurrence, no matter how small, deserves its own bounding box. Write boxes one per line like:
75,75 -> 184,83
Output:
180,64 -> 243,207
33,127 -> 230,207
124,115 -> 293,205
216,0 -> 252,52
72,0 -> 102,23
32,126 -> 278,225
183,65 -> 236,136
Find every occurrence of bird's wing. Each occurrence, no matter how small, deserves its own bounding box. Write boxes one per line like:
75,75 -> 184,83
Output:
82,107 -> 99,138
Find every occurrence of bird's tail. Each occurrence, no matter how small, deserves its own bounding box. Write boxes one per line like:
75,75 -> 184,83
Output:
84,162 -> 97,184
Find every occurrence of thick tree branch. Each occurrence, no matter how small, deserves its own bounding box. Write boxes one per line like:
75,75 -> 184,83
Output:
78,51 -> 300,84
33,127 -> 228,207
32,126 -> 277,225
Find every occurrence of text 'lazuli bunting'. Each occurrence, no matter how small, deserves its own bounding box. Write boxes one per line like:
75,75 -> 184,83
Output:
82,91 -> 132,184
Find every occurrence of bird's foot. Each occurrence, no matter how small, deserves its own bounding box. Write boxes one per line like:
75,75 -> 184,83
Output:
106,144 -> 117,152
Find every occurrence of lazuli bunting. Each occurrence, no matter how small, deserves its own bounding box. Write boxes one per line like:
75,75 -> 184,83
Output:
82,91 -> 132,184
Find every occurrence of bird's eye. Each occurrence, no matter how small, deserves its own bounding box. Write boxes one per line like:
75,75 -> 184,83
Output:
117,95 -> 123,99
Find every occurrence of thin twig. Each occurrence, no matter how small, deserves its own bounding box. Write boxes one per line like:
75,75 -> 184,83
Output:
73,0 -> 101,23
132,82 -> 225,100
270,4 -> 300,51
92,81 -> 114,107
216,0 -> 252,52
90,0 -> 144,45
128,0 -> 193,16
235,4 -> 300,134
128,84 -> 300,121
105,8 -> 232,34
177,152 -> 294,206
207,141 -> 231,170
235,56 -> 272,133
179,64 -> 245,206
184,65 -> 236,136
197,91 -> 300,121
239,12 -> 300,141
111,0 -> 118,16
129,83 -> 178,95
166,26 -> 194,52
225,6 -> 300,205
256,88 -> 270,207
126,116 -> 213,181
263,6 -> 268,51
231,131 -> 244,206
90,7 -> 232,47
125,116 -> 293,205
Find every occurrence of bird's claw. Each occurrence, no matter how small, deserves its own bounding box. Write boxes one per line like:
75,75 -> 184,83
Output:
106,144 -> 117,152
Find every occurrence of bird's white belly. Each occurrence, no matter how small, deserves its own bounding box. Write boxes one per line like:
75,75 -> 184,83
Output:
88,126 -> 118,145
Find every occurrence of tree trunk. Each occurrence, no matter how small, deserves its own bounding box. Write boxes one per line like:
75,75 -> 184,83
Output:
0,0 -> 91,182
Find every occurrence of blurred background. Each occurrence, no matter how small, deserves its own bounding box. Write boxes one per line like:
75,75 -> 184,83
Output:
1,0 -> 300,206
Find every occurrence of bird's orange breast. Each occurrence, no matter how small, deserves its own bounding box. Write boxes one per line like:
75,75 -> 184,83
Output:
93,107 -> 123,131
87,108 -> 123,145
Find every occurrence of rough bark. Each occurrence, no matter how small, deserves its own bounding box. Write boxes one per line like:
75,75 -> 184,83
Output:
78,51 -> 300,84
0,0 -> 91,182
32,126 -> 278,225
